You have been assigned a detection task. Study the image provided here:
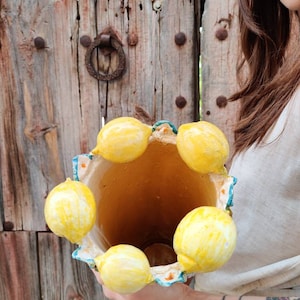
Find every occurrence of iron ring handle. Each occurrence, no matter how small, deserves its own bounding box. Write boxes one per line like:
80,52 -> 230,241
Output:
85,34 -> 126,81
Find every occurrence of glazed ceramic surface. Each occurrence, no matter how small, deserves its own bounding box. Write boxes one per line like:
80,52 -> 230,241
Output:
45,118 -> 237,294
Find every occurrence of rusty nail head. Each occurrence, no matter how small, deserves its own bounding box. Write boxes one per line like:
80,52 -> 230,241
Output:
216,95 -> 228,108
175,96 -> 187,108
80,35 -> 92,48
3,221 -> 14,231
127,33 -> 138,46
34,37 -> 46,49
215,28 -> 228,41
175,32 -> 186,46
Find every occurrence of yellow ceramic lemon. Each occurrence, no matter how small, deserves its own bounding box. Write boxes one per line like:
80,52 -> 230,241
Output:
44,178 -> 96,244
94,244 -> 154,294
91,117 -> 152,163
176,121 -> 229,174
173,206 -> 236,273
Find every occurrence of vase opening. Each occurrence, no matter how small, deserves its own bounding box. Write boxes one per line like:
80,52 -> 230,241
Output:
86,139 -> 217,266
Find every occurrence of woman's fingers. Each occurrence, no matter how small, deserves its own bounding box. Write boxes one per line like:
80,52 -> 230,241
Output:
92,269 -> 214,300
102,282 -> 193,300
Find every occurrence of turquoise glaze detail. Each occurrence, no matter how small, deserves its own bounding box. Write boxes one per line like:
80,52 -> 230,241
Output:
152,120 -> 178,134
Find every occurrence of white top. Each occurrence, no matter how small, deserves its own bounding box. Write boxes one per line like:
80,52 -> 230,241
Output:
194,87 -> 300,297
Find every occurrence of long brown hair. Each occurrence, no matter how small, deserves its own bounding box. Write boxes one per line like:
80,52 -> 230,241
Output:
230,0 -> 300,153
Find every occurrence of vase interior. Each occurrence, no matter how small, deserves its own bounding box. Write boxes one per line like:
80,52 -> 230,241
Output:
89,140 -> 217,266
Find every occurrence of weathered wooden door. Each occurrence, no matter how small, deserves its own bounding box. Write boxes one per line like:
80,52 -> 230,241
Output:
201,0 -> 239,161
0,1 -> 203,299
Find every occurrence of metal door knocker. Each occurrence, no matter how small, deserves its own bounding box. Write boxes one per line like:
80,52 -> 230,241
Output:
85,29 -> 126,81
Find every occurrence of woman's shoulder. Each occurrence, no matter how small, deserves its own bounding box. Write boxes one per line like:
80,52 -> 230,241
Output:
261,86 -> 300,145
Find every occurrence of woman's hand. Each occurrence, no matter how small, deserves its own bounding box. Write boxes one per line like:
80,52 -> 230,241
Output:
93,270 -> 218,300
102,281 -> 206,300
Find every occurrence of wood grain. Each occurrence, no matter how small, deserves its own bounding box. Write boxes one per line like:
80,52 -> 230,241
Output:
0,0 -> 77,231
0,0 -> 201,230
201,0 -> 239,163
38,232 -> 106,300
0,0 -> 201,299
0,232 -> 40,299
90,0 -> 201,127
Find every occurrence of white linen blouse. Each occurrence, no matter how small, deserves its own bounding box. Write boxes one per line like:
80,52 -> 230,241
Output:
194,87 -> 300,297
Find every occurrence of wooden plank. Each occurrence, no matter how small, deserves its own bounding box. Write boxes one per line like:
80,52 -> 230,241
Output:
89,0 -> 201,127
0,0 -> 27,230
38,232 -> 107,300
0,0 -> 90,231
77,1 -> 103,152
0,0 -> 200,231
201,0 -> 239,162
0,232 -> 40,299
0,185 -> 3,231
